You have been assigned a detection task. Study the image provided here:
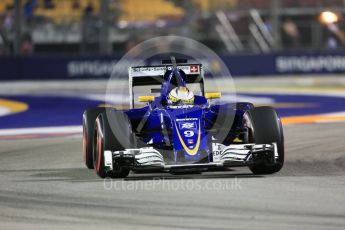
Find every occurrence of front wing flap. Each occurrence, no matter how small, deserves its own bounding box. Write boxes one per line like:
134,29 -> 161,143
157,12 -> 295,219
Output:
105,143 -> 278,172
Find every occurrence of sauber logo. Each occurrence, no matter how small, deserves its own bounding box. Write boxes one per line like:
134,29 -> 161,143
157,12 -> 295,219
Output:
179,122 -> 196,129
176,118 -> 198,121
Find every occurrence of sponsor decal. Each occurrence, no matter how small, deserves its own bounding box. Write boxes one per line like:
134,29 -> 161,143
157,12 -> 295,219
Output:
179,122 -> 196,129
175,121 -> 201,156
131,65 -> 200,77
132,66 -> 166,72
167,66 -> 190,72
176,118 -> 198,121
212,143 -> 225,162
168,105 -> 194,109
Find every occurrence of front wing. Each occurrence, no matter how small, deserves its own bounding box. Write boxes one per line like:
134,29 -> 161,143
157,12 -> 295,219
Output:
104,143 -> 278,173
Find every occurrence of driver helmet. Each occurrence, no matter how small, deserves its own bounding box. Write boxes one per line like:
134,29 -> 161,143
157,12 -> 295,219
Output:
167,86 -> 194,105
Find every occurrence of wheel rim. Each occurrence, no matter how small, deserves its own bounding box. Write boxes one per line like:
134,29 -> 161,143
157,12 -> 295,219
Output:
96,127 -> 103,173
83,125 -> 87,162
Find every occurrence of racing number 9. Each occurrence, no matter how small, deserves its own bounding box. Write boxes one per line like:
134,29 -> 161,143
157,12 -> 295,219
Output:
184,130 -> 194,137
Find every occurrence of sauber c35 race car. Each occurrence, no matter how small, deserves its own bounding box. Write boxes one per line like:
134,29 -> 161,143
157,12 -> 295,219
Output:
83,59 -> 284,178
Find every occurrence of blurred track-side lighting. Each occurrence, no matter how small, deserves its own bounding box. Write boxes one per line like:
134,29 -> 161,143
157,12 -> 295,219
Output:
118,20 -> 128,29
319,11 -> 339,24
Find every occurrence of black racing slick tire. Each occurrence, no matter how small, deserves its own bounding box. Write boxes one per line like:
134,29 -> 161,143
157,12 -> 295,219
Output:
245,106 -> 284,174
93,111 -> 133,178
83,107 -> 106,169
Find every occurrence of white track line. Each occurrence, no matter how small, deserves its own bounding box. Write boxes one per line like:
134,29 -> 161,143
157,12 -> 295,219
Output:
0,126 -> 82,136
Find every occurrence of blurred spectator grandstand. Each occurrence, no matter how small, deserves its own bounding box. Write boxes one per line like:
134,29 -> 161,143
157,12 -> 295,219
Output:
1,0 -> 345,55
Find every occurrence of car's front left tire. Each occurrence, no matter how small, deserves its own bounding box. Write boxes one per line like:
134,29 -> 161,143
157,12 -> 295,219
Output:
83,107 -> 107,169
93,111 -> 133,178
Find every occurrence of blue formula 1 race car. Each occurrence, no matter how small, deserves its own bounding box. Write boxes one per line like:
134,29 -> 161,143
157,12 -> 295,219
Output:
83,59 -> 284,178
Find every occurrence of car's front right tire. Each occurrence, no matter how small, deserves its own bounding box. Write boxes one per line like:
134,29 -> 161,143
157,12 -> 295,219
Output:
244,106 -> 285,174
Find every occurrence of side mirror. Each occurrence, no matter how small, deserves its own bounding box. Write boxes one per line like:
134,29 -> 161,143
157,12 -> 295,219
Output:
205,92 -> 221,100
138,95 -> 155,103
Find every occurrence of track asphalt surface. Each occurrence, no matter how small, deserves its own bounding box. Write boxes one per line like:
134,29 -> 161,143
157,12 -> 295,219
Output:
0,77 -> 345,229
0,122 -> 345,230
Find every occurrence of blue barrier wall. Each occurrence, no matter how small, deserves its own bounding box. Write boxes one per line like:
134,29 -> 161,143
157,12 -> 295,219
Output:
1,52 -> 345,80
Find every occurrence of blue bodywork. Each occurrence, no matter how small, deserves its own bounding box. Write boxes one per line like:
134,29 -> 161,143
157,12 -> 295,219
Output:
125,67 -> 253,165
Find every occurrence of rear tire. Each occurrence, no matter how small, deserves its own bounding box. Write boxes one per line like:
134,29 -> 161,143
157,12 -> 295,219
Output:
83,108 -> 106,169
245,106 -> 284,174
93,111 -> 133,178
